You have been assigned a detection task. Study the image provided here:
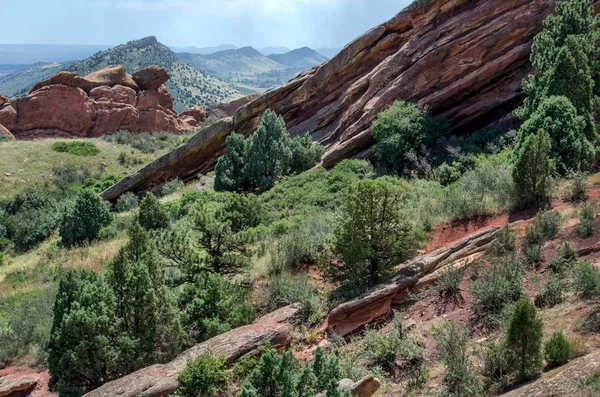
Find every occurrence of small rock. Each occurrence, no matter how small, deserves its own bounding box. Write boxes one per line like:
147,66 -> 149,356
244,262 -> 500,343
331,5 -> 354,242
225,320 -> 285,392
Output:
0,374 -> 39,397
403,319 -> 417,331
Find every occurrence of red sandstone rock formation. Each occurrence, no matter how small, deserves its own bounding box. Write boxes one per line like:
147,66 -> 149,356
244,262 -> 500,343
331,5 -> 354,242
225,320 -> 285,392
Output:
0,123 -> 14,140
6,65 -> 201,138
103,0 -> 600,201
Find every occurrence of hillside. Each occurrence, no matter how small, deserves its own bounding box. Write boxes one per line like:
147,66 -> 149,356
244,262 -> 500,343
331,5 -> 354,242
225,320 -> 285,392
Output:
0,37 -> 241,112
178,46 -> 288,81
0,44 -> 112,64
267,46 -> 328,69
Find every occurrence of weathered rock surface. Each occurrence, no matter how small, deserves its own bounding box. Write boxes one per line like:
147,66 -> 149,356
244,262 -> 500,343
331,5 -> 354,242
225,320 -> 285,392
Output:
0,374 -> 39,397
503,349 -> 600,396
132,65 -> 170,90
326,227 -> 499,336
0,124 -> 14,140
338,375 -> 382,397
205,93 -> 259,119
102,0 -> 600,200
8,65 -> 198,138
179,105 -> 207,127
82,322 -> 291,397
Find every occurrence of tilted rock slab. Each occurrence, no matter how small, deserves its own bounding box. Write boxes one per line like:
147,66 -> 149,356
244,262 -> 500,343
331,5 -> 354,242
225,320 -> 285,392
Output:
83,322 -> 291,397
326,226 -> 499,336
502,349 -> 600,396
0,374 -> 39,397
101,0 -> 600,200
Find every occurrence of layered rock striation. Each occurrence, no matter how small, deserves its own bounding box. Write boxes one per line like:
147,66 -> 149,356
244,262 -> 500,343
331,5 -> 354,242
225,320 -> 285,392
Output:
103,0 -> 600,200
0,65 -> 201,138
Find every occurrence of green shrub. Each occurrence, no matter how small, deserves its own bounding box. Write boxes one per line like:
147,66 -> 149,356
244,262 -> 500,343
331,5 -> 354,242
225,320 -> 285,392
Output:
173,353 -> 230,397
51,141 -> 100,156
3,187 -> 65,251
521,210 -> 563,266
179,273 -> 255,342
115,192 -> 139,212
563,171 -> 590,203
215,110 -> 323,193
549,242 -> 578,273
544,331 -> 570,368
571,260 -> 600,298
535,272 -> 568,308
512,129 -> 555,207
578,201 -> 597,237
363,318 -> 422,369
59,189 -> 112,247
372,100 -> 446,174
118,151 -> 144,166
80,174 -> 120,193
432,322 -> 482,396
436,265 -> 467,296
505,298 -> 544,381
0,287 -> 56,365
265,274 -> 327,326
158,179 -> 184,197
479,340 -> 510,392
52,165 -> 91,186
491,225 -> 516,257
240,347 -> 347,397
330,178 -> 424,287
138,192 -> 169,230
470,258 -> 523,319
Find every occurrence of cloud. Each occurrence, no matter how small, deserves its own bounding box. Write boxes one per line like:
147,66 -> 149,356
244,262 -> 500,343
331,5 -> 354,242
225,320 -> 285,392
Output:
96,0 -> 346,16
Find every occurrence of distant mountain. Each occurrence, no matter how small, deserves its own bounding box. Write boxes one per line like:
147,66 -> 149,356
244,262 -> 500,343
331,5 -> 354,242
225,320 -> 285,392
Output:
169,44 -> 238,55
0,37 -> 241,112
0,64 -> 30,77
316,47 -> 343,59
257,47 -> 291,56
178,47 -> 288,81
0,44 -> 112,64
267,47 -> 328,69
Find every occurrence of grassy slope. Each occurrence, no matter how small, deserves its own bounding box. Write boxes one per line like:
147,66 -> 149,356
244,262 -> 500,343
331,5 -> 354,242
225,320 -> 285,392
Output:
0,138 -> 168,200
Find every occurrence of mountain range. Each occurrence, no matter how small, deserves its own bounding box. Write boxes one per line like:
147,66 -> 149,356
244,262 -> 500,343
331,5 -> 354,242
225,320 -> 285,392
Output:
0,37 -> 241,112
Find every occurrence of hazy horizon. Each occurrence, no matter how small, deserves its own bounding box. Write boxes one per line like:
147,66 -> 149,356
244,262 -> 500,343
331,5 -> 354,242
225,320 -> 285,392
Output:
0,0 -> 412,49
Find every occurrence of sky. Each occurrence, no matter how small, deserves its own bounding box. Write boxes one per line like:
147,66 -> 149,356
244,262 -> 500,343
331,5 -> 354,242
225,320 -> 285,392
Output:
0,0 -> 412,49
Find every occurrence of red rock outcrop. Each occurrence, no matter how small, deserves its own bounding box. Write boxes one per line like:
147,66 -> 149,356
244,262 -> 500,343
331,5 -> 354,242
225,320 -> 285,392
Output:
205,93 -> 259,119
179,105 -> 207,127
103,0 -> 600,200
132,65 -> 170,90
7,65 -> 200,138
0,123 -> 14,140
82,322 -> 292,397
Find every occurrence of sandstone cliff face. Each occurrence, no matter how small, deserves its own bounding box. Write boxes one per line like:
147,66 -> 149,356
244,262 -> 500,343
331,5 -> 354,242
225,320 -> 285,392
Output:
4,65 -> 199,139
103,0 -> 600,200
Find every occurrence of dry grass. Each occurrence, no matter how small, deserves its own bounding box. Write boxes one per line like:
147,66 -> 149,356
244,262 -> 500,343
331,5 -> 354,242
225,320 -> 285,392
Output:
0,138 -> 167,199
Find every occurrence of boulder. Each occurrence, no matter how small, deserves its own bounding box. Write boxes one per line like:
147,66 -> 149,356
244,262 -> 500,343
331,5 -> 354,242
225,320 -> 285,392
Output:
89,101 -> 139,136
0,123 -> 14,140
0,103 -> 17,131
0,374 -> 39,397
338,375 -> 381,397
0,95 -> 7,106
136,89 -> 160,110
84,65 -> 139,91
180,105 -> 207,125
132,65 -> 170,90
13,85 -> 94,137
206,93 -> 259,119
157,85 -> 174,109
255,304 -> 301,324
82,322 -> 291,397
138,108 -> 191,134
90,85 -> 136,106
31,71 -> 92,93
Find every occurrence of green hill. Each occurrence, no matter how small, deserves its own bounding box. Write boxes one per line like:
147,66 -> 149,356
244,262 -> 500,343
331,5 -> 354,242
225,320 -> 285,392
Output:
178,46 -> 288,81
0,37 -> 241,113
267,47 -> 328,69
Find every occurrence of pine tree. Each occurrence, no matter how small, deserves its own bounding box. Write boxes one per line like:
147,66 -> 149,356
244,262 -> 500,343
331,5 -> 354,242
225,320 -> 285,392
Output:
59,189 -> 112,247
214,132 -> 249,192
138,192 -> 169,230
513,129 -> 556,207
47,270 -> 122,397
505,298 -> 544,380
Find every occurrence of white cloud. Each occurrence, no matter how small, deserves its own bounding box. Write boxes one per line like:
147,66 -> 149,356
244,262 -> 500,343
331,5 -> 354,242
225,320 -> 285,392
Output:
96,0 -> 346,16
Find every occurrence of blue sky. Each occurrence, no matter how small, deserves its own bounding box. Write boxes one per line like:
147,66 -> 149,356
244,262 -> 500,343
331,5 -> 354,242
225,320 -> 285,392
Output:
0,0 -> 412,48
